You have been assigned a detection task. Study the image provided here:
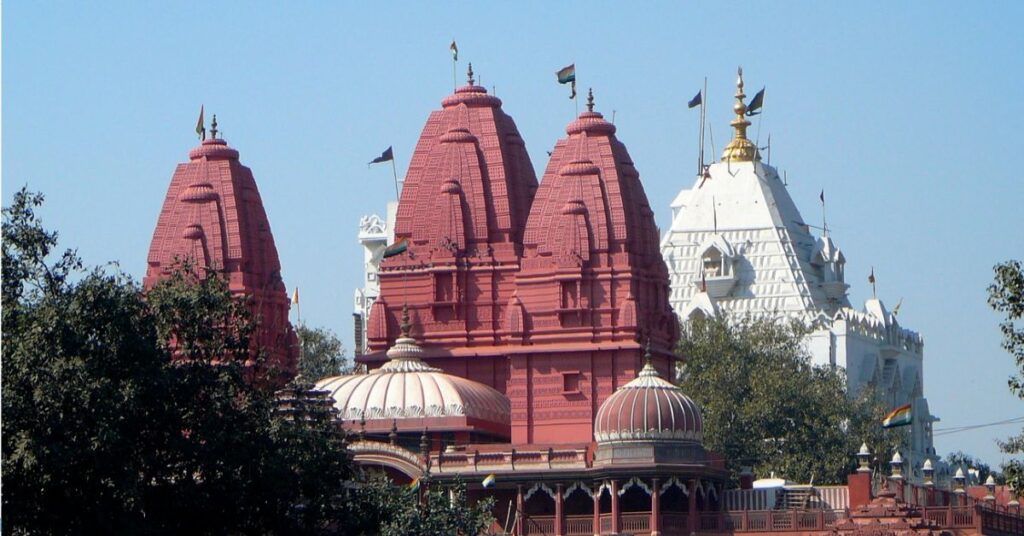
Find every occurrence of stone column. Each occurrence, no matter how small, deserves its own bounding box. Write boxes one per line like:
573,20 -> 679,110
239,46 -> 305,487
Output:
592,484 -> 601,536
610,479 -> 621,534
687,479 -> 699,534
516,485 -> 525,536
651,478 -> 661,536
555,484 -> 564,536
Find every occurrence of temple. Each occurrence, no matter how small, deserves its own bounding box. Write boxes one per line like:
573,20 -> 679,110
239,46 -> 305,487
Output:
144,117 -> 298,385
659,69 -> 940,481
323,65 -> 1021,535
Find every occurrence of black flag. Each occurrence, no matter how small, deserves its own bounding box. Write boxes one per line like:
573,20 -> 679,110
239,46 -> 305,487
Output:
687,90 -> 702,109
369,146 -> 394,165
746,87 -> 765,116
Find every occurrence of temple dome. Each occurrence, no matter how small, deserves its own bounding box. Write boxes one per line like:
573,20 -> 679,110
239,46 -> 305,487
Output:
594,356 -> 703,444
317,311 -> 511,437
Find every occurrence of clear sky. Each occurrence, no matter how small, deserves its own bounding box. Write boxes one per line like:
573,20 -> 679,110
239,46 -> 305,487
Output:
4,1 -> 1022,468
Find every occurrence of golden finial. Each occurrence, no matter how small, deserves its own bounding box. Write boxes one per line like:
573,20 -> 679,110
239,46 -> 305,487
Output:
400,304 -> 412,338
210,114 -> 219,140
467,63 -> 475,85
721,67 -> 759,162
586,88 -> 595,112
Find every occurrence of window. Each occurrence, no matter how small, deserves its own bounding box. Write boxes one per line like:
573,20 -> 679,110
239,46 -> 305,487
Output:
702,248 -> 724,277
562,371 -> 582,394
560,281 -> 578,309
434,273 -> 454,302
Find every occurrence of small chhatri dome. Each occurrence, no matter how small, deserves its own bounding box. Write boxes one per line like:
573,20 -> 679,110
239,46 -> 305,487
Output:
316,307 -> 511,437
594,345 -> 703,444
721,67 -> 760,163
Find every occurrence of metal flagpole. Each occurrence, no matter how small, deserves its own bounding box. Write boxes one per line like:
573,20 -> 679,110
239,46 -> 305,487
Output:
698,77 -> 707,176
390,155 -> 401,200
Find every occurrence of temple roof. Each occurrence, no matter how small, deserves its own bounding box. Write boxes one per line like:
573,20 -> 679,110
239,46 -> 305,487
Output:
145,130 -> 297,384
392,64 -> 537,258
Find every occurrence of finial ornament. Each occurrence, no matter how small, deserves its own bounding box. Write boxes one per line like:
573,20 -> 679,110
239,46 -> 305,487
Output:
586,88 -> 595,112
721,66 -> 759,162
467,62 -> 475,85
400,304 -> 412,338
210,114 -> 219,140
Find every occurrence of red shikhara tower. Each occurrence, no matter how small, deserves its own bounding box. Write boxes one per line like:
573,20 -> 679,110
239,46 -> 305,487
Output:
145,122 -> 298,384
366,65 -> 537,388
509,90 -> 677,443
362,79 -> 677,444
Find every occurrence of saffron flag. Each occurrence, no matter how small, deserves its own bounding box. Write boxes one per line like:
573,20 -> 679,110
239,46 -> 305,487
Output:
556,64 -> 576,84
382,237 -> 409,259
196,105 -> 205,139
482,474 -> 496,488
291,287 -> 299,305
688,90 -> 702,109
450,40 -> 458,61
746,87 -> 765,116
369,146 -> 393,165
882,403 -> 913,428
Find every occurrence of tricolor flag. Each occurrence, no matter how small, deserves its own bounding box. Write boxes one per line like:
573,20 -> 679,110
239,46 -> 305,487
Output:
450,40 -> 458,61
688,90 -> 702,109
291,287 -> 299,305
408,477 -> 421,492
369,146 -> 394,165
482,474 -> 496,488
556,64 -> 577,100
882,403 -> 912,428
196,105 -> 205,139
382,237 -> 409,259
746,87 -> 765,116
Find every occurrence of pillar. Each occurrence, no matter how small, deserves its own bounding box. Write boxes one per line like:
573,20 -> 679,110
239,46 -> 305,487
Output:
610,479 -> 621,534
687,479 -> 699,534
555,484 -> 564,536
592,484 -> 601,536
516,485 -> 525,536
651,478 -> 661,536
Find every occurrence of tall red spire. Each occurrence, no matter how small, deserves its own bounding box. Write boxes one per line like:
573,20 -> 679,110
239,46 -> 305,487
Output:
508,90 -> 678,443
366,67 -> 538,369
144,131 -> 298,385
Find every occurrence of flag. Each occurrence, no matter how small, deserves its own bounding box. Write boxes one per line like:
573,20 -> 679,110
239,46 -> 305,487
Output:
482,474 -> 496,488
408,477 -> 421,492
688,90 -> 702,109
893,298 -> 903,316
196,105 -> 205,139
820,190 -> 825,204
382,237 -> 409,259
746,87 -> 765,116
868,267 -> 875,285
882,403 -> 912,428
556,64 -> 576,84
369,146 -> 394,165
291,287 -> 299,305
450,40 -> 458,61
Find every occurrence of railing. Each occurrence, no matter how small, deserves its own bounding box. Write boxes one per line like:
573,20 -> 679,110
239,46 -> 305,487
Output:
661,513 -> 688,535
620,512 -> 650,533
980,507 -> 1024,536
564,514 -> 592,536
523,516 -> 554,535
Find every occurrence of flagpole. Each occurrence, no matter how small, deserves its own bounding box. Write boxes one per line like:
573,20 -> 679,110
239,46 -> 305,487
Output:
698,77 -> 707,176
390,155 -> 400,200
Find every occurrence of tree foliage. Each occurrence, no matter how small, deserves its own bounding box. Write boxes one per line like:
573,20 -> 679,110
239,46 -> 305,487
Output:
677,314 -> 905,485
988,259 -> 1024,493
297,323 -> 349,381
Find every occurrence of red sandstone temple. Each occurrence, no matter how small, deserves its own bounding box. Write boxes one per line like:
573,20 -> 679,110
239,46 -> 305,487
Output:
145,117 -> 298,385
312,68 -> 1024,535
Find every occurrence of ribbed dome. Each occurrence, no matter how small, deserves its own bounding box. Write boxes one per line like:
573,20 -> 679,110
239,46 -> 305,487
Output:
594,357 -> 703,444
316,309 -> 510,434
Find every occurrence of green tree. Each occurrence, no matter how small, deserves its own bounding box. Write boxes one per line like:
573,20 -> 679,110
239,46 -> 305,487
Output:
1,189 -> 352,535
677,314 -> 903,485
944,451 -> 1001,485
377,479 -> 495,536
297,323 -> 349,381
988,259 -> 1024,494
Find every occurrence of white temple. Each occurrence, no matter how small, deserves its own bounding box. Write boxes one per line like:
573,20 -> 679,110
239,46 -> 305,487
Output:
659,69 -> 941,482
353,201 -> 396,357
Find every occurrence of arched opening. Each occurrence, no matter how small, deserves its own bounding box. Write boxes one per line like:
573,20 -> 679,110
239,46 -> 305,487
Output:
702,247 -> 725,277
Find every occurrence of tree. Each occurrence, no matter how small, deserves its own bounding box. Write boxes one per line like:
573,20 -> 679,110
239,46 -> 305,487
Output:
297,323 -> 349,381
945,451 -> 1001,485
1,189 -> 352,535
988,260 -> 1024,494
676,314 -> 905,485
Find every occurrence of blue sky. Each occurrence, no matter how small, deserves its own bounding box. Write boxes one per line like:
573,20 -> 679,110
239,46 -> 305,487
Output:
4,2 -> 1022,467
